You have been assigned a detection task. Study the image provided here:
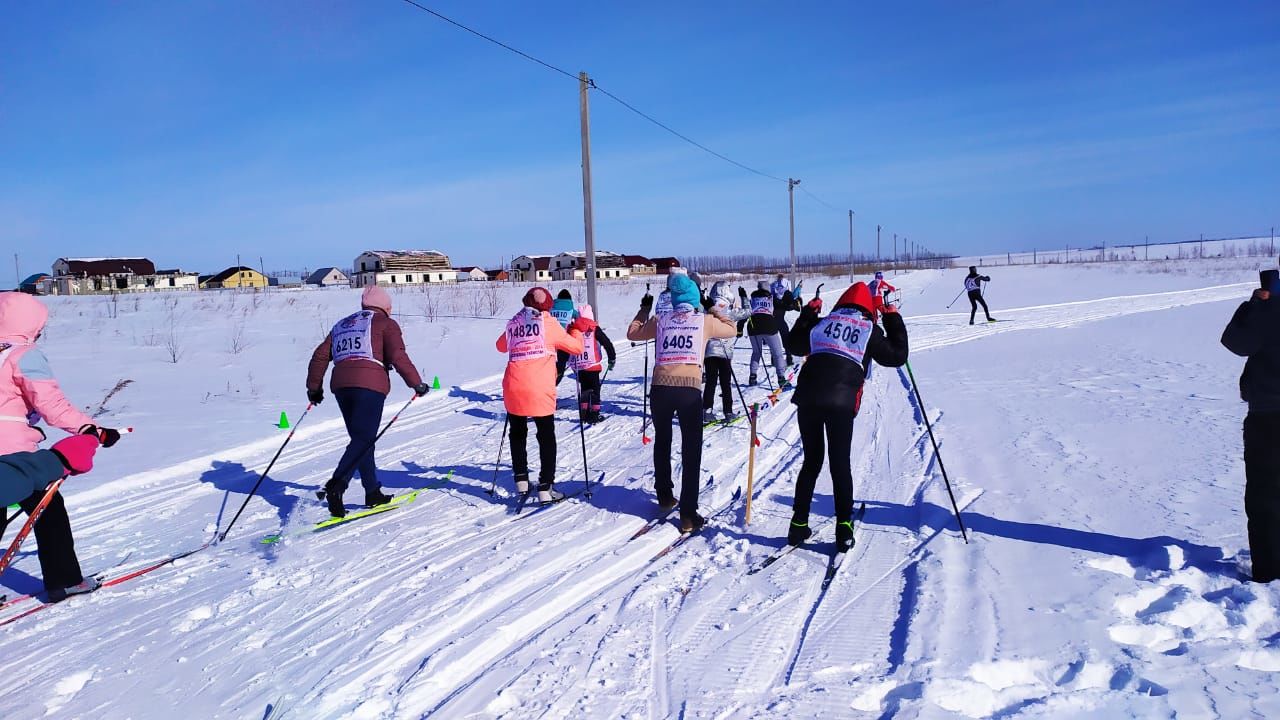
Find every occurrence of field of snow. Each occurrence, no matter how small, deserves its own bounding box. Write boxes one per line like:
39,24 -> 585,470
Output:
2,258 -> 1278,718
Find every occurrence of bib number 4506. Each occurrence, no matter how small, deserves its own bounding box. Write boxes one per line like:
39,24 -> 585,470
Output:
822,322 -> 861,345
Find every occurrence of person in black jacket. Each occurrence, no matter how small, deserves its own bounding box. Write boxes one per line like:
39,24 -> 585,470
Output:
965,266 -> 994,324
784,282 -> 909,551
747,281 -> 788,385
1221,273 -> 1280,583
773,289 -> 802,366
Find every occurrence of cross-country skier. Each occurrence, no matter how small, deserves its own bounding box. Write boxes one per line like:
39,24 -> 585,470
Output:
567,304 -> 615,424
770,274 -> 789,301
703,282 -> 751,424
1221,272 -> 1280,583
747,281 -> 788,386
736,286 -> 750,337
551,289 -> 579,384
627,273 -> 736,530
0,292 -> 123,602
773,288 -> 802,367
965,266 -> 994,324
784,282 -> 909,551
0,435 -> 99,508
496,287 -> 588,503
308,286 -> 429,518
869,271 -> 897,315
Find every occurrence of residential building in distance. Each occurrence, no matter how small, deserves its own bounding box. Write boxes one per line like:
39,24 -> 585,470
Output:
485,269 -> 510,282
204,266 -> 270,289
455,266 -> 488,282
652,257 -> 682,274
511,255 -> 553,283
551,250 -> 630,281
352,250 -> 456,287
306,267 -> 350,287
51,257 -> 198,294
624,255 -> 657,275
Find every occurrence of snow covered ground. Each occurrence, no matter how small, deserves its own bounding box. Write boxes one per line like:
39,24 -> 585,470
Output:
2,258 -> 1278,718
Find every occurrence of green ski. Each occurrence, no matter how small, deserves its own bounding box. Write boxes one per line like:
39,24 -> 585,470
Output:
261,489 -> 422,545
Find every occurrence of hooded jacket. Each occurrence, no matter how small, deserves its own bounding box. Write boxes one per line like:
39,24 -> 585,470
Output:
747,282 -> 780,336
0,293 -> 94,454
496,308 -> 584,417
705,282 -> 750,360
1222,293 -> 1280,413
307,289 -> 423,397
786,301 -> 909,413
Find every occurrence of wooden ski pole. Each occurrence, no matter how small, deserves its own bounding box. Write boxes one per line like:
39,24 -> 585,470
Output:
745,402 -> 759,526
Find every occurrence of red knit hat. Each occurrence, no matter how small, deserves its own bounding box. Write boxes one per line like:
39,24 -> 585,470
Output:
523,287 -> 553,311
835,282 -> 874,314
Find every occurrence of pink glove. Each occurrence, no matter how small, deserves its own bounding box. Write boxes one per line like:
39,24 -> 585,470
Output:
51,434 -> 100,476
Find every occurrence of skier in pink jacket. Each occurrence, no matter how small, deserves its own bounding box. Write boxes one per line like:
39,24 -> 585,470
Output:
0,292 -> 122,602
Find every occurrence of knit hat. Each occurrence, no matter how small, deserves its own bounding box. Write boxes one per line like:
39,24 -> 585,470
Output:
578,303 -> 594,322
757,280 -> 769,291
874,271 -> 884,280
361,285 -> 393,315
523,287 -> 554,311
557,289 -> 573,300
668,273 -> 700,309
969,266 -> 977,274
835,282 -> 874,315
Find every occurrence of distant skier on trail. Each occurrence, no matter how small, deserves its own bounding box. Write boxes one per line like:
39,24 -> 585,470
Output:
567,304 -> 615,424
551,289 -> 579,384
703,282 -> 750,424
0,292 -> 123,602
784,282 -> 909,551
627,273 -> 736,531
869,271 -> 897,314
1221,269 -> 1280,583
773,287 -> 802,367
965,266 -> 995,324
308,286 -> 429,518
747,281 -> 788,386
770,274 -> 789,301
496,287 -> 588,503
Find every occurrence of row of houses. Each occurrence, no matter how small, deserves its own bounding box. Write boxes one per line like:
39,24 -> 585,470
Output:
20,251 -> 683,296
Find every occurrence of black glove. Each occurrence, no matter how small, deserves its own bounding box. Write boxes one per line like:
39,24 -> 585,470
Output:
79,424 -> 121,448
701,294 -> 713,311
414,383 -> 430,397
607,361 -> 616,372
307,388 -> 324,405
640,294 -> 653,312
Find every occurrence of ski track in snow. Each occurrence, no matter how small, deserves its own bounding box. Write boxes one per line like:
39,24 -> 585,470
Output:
1,276 -> 1275,718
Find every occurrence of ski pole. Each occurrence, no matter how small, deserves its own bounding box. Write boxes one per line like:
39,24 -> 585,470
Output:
0,476 -> 66,579
576,378 -> 592,499
486,415 -> 510,497
761,357 -> 776,392
641,341 -> 651,445
903,361 -> 969,543
316,393 -> 421,503
219,404 -> 315,542
727,364 -> 754,424
744,403 -> 759,527
945,288 -> 965,309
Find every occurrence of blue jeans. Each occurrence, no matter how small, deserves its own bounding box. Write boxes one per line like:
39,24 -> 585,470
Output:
333,387 -> 386,492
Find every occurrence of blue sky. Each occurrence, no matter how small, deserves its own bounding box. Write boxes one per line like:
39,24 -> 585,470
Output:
3,1 -> 1278,276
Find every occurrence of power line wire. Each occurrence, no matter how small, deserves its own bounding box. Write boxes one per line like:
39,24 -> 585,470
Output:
398,0 -> 579,82
797,185 -> 840,212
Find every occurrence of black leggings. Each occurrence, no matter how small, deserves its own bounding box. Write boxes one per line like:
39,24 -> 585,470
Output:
16,491 -> 85,592
577,370 -> 601,411
792,405 -> 857,524
650,385 -> 704,514
969,291 -> 991,323
1245,412 -> 1280,582
702,357 -> 734,414
509,414 -> 557,486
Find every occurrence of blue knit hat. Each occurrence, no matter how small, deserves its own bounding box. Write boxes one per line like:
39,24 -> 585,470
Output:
668,273 -> 700,309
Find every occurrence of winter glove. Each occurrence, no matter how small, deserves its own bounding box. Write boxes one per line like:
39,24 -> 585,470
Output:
571,316 -> 597,333
806,298 -> 823,313
701,294 -> 713,311
414,383 -> 430,397
51,434 -> 99,477
881,303 -> 899,315
607,361 -> 616,372
639,294 -> 654,313
79,424 -> 121,448
307,388 -> 325,405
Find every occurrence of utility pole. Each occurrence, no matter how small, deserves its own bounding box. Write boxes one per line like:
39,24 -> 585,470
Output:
876,225 -> 881,265
848,210 -> 855,282
788,178 -> 800,288
1271,226 -> 1275,256
578,72 -> 599,313
1145,235 -> 1149,261
893,233 -> 898,268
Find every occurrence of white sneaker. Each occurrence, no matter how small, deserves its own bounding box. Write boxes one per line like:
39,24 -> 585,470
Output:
538,487 -> 565,505
48,576 -> 101,603
515,478 -> 530,494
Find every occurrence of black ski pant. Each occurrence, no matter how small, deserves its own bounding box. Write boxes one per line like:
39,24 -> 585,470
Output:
968,290 -> 992,323
1244,411 -> 1280,582
509,413 -> 556,487
14,490 -> 85,593
577,370 -> 602,414
650,385 -> 704,515
332,387 -> 385,493
555,351 -> 570,383
702,357 -> 734,415
792,405 -> 857,525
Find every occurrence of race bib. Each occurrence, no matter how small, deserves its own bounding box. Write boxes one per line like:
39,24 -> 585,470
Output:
550,307 -> 574,328
331,311 -> 376,364
656,309 -> 704,366
750,296 -> 773,316
964,277 -> 979,292
506,308 -> 551,362
810,308 -> 873,365
568,330 -> 600,371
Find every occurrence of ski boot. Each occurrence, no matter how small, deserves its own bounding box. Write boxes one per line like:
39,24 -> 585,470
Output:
48,576 -> 102,603
656,487 -> 678,510
365,488 -> 393,508
702,408 -> 717,424
538,483 -> 565,505
836,519 -> 856,552
787,520 -> 812,546
748,374 -> 758,386
324,480 -> 346,518
514,473 -> 531,495
680,511 -> 706,533
722,410 -> 739,424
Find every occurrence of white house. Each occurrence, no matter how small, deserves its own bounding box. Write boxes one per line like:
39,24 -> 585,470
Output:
306,267 -> 350,287
51,257 -> 198,294
550,251 -> 631,281
511,255 -> 553,283
352,250 -> 456,287
455,266 -> 488,282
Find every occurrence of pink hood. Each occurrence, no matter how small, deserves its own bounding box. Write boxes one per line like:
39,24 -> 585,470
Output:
0,293 -> 49,345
